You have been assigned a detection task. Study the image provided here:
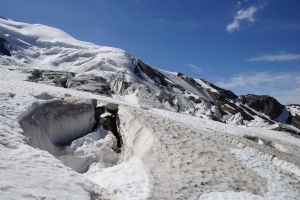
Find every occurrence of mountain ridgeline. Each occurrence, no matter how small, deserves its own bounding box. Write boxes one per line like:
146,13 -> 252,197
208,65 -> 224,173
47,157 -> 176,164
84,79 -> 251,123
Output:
0,17 -> 299,134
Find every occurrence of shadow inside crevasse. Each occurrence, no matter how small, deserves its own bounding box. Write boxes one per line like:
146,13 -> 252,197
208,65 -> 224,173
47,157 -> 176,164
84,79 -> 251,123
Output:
19,96 -> 122,173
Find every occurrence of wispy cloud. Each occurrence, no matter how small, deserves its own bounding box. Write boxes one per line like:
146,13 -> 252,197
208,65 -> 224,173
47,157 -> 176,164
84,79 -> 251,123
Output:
216,71 -> 300,104
226,6 -> 259,33
248,54 -> 300,62
187,64 -> 202,75
153,19 -> 198,30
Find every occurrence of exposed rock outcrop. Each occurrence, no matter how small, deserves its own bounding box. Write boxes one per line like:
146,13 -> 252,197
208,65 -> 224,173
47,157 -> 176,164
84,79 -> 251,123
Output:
240,95 -> 285,120
27,69 -> 112,96
0,38 -> 11,56
134,59 -> 168,86
27,69 -> 75,87
287,104 -> 300,130
67,74 -> 112,96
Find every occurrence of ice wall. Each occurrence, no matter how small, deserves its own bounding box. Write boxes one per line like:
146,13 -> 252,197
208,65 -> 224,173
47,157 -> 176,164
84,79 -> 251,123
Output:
118,106 -> 156,161
19,97 -> 96,157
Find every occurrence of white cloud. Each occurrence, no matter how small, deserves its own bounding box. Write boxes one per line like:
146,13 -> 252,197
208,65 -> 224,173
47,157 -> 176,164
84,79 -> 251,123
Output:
187,64 -> 201,74
248,54 -> 300,62
216,71 -> 300,104
226,6 -> 259,33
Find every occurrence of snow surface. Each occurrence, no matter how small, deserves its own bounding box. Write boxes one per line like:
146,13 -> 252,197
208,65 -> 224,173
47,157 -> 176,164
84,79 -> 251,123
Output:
0,17 -> 139,83
1,18 -> 300,199
149,108 -> 300,149
201,148 -> 300,199
194,78 -> 219,93
225,103 -> 235,110
1,65 -> 300,199
287,105 -> 300,117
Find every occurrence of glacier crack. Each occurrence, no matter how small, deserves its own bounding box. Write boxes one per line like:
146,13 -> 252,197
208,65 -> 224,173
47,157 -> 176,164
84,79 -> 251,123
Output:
19,97 -> 122,173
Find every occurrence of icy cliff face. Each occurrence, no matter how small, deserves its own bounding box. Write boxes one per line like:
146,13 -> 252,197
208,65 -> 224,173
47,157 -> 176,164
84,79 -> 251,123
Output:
118,106 -> 157,161
19,97 -> 97,157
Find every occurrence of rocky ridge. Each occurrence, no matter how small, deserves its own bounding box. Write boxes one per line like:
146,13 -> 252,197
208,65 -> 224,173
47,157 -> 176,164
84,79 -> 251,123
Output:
0,17 -> 299,135
1,17 -> 300,199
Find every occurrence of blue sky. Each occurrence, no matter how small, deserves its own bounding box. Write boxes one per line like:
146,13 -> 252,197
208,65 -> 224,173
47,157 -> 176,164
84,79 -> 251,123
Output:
1,0 -> 300,104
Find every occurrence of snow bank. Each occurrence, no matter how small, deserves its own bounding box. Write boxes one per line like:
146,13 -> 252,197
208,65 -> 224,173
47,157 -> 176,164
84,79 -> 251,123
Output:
118,106 -> 157,161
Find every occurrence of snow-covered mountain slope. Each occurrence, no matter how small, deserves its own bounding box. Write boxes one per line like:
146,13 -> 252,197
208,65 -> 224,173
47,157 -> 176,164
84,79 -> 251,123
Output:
2,65 -> 300,199
0,17 -> 138,83
1,18 -> 300,199
1,17 -> 299,134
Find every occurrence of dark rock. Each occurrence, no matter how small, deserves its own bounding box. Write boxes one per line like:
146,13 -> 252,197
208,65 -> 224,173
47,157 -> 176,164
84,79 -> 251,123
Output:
134,59 -> 168,86
188,96 -> 202,104
67,74 -> 111,96
102,113 -> 122,148
0,16 -> 8,20
104,103 -> 119,114
198,81 -> 254,121
95,106 -> 105,121
26,69 -> 112,96
27,69 -> 75,87
200,79 -> 238,100
288,115 -> 300,131
0,38 -> 11,56
240,95 -> 285,120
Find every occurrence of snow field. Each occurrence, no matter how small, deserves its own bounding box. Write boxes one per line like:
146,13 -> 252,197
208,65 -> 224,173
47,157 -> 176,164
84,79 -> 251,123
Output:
0,145 -> 111,200
200,149 -> 300,199
1,66 -> 300,199
121,106 -> 268,199
0,66 -> 117,199
150,108 -> 300,151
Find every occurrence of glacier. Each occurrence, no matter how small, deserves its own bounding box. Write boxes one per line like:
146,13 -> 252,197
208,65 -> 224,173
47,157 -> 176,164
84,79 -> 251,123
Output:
1,17 -> 300,199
